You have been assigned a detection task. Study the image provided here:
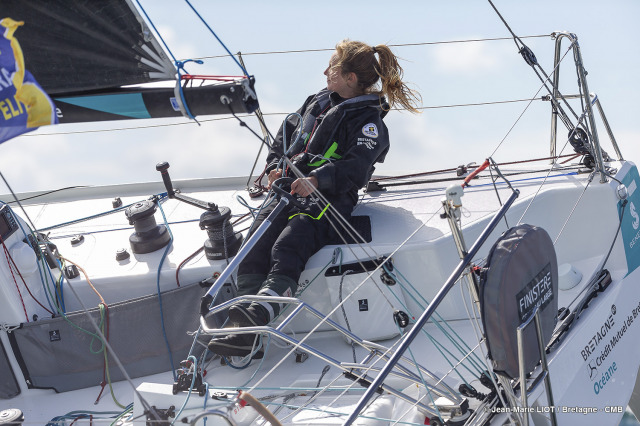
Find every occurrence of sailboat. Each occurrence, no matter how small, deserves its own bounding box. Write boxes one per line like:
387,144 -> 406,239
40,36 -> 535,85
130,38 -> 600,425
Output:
1,1 -> 640,425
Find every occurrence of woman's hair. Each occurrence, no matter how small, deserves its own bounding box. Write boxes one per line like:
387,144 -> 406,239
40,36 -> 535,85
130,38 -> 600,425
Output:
333,39 -> 421,113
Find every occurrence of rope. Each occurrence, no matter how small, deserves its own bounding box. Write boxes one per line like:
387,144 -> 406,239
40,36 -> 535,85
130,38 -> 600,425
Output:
553,172 -> 595,245
176,246 -> 204,287
156,201 -> 178,381
404,346 -> 444,423
134,0 -> 179,66
55,258 -> 67,312
1,186 -> 88,204
110,404 -> 134,426
175,59 -> 203,122
338,270 -> 357,363
171,355 -> 199,425
239,391 -> 283,426
387,265 -> 485,377
0,233 -> 54,315
246,203 -> 445,399
100,304 -> 128,409
136,0 -> 250,121
0,235 -> 29,322
61,257 -> 128,408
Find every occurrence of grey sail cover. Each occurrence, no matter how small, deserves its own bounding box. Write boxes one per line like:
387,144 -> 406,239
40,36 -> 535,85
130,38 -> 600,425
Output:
480,224 -> 558,379
9,282 -> 210,393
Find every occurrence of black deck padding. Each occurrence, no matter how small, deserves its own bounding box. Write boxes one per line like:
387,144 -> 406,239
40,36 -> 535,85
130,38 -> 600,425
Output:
327,215 -> 372,244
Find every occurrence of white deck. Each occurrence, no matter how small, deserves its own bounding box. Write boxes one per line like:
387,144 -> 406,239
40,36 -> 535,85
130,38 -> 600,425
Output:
1,159 -> 639,425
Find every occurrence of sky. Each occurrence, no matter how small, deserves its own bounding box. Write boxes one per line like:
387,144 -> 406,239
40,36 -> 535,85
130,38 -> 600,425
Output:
1,0 -> 639,194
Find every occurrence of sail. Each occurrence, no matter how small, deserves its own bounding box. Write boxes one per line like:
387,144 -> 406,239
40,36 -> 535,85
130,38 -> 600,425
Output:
1,0 -> 258,128
0,17 -> 58,144
3,0 -> 175,95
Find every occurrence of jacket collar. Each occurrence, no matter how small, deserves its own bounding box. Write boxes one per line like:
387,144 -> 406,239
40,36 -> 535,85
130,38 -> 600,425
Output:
327,90 -> 389,118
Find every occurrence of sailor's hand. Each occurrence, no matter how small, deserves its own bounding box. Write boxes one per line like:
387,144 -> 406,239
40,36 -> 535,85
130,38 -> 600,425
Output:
267,169 -> 283,189
290,176 -> 318,197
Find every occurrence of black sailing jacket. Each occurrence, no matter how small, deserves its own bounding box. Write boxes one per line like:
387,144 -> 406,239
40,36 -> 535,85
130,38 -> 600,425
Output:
266,88 -> 390,208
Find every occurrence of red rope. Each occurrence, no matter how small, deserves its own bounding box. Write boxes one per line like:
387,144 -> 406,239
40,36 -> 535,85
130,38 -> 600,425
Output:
181,74 -> 248,81
176,246 -> 204,287
462,159 -> 491,188
0,236 -> 29,322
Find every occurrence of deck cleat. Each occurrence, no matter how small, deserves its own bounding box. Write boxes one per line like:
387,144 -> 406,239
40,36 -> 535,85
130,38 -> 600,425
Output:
172,360 -> 207,397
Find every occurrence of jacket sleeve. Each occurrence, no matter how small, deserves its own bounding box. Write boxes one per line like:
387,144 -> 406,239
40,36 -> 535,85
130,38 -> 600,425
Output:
265,93 -> 316,173
309,112 -> 389,194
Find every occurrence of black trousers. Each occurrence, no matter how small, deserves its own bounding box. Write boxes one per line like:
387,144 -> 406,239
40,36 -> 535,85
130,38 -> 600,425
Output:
237,198 -> 348,296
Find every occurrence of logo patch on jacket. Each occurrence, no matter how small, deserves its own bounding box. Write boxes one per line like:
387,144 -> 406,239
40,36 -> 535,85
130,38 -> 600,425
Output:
362,123 -> 379,138
358,138 -> 377,150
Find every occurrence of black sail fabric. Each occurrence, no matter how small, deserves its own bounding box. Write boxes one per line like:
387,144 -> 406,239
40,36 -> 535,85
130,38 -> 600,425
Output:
2,0 -> 175,95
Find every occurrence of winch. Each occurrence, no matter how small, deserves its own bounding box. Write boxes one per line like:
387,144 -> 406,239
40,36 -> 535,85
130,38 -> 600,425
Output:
156,161 -> 242,260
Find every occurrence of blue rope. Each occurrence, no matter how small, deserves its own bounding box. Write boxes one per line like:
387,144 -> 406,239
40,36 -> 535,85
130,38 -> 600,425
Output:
46,409 -> 125,426
403,334 -> 444,423
203,382 -> 210,426
182,0 -> 250,78
385,265 -> 484,378
134,1 -> 204,121
156,200 -> 177,381
174,59 -> 203,122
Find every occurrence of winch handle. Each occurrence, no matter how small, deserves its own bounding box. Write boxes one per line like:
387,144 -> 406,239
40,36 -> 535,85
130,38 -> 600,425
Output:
156,162 -> 175,197
271,177 -> 311,209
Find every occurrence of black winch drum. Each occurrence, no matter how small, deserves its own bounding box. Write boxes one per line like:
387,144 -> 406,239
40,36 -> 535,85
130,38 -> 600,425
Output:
480,224 -> 558,379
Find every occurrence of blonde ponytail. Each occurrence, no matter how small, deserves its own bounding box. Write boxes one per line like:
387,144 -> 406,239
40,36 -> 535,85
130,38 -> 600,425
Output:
333,39 -> 421,113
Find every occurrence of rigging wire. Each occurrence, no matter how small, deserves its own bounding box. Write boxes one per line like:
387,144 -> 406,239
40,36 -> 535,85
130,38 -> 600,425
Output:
56,260 -> 163,422
24,97 -> 543,137
488,42 -> 574,158
488,1 -> 582,135
189,34 -> 550,61
246,203 -> 447,398
0,5 -> 620,419
0,171 -> 38,232
0,11 -> 573,426
13,33 -> 551,139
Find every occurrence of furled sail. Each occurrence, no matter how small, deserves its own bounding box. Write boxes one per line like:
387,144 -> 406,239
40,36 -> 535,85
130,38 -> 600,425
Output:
1,0 -> 258,127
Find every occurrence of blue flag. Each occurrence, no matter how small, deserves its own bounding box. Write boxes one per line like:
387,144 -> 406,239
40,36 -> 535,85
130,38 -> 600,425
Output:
0,18 -> 58,144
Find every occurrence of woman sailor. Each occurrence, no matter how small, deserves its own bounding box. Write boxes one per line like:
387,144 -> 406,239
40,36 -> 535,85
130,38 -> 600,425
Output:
209,39 -> 421,357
